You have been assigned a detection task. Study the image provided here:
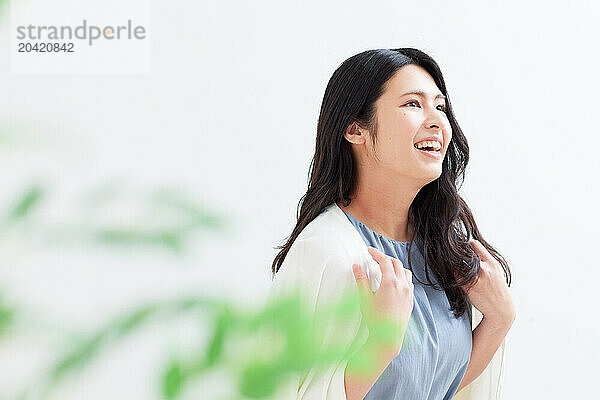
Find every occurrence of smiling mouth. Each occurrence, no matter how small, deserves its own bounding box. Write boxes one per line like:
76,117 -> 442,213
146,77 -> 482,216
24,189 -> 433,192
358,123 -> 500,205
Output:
413,144 -> 441,153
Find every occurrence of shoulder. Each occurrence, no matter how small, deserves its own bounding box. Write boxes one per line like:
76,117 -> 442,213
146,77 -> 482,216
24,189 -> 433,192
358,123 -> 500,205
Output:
283,231 -> 352,283
287,206 -> 357,274
272,207 -> 359,301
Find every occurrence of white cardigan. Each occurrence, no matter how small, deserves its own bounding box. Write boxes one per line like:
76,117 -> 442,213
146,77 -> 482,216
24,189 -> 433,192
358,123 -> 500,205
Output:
267,202 -> 506,400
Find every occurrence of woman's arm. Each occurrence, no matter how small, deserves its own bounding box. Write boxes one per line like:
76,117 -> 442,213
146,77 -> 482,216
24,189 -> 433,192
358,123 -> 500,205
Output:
344,247 -> 414,400
454,239 -> 516,396
455,315 -> 513,394
344,335 -> 399,400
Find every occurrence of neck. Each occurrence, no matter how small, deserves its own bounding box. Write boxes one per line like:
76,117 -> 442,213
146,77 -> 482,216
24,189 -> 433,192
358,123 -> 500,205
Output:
337,170 -> 423,242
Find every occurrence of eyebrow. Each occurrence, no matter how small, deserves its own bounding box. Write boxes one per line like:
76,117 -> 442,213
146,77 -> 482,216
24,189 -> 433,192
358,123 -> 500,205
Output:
400,90 -> 447,101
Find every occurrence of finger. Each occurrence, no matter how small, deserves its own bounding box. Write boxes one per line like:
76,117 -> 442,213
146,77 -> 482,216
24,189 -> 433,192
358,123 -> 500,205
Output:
403,268 -> 413,285
352,263 -> 371,295
367,246 -> 395,280
390,257 -> 405,280
468,239 -> 493,263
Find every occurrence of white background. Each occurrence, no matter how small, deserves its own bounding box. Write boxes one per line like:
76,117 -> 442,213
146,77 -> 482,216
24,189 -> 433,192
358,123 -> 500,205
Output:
1,0 -> 599,399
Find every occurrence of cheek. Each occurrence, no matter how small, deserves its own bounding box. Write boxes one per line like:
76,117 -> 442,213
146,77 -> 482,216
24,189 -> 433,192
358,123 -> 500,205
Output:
398,111 -> 425,138
444,130 -> 452,150
376,110 -> 421,159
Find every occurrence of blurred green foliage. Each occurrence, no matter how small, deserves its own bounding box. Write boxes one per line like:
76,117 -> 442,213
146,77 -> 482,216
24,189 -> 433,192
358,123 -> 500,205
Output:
22,288 -> 405,400
0,182 -> 227,254
0,293 -> 15,337
4,185 -> 43,223
0,182 -> 229,399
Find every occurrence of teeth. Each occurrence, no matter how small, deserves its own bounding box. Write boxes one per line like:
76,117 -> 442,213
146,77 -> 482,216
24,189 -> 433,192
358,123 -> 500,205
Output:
414,140 -> 441,150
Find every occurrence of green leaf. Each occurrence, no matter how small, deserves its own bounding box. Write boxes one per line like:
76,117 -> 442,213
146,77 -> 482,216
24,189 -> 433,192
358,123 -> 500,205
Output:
113,305 -> 156,336
239,361 -> 279,399
162,361 -> 184,399
6,185 -> 43,222
0,300 -> 15,336
50,333 -> 105,381
206,308 -> 234,366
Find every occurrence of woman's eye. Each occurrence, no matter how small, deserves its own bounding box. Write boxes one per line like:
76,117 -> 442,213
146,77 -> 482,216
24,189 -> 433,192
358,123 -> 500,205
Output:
405,100 -> 447,113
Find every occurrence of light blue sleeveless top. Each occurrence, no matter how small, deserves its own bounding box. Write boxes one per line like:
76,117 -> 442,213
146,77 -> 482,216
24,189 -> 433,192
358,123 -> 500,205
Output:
342,210 -> 472,400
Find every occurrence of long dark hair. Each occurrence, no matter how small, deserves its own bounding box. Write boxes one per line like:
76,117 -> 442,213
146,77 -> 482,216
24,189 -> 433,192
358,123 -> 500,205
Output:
271,48 -> 512,319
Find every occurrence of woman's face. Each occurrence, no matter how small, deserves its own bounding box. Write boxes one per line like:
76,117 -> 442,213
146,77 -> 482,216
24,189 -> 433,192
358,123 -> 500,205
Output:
361,64 -> 452,184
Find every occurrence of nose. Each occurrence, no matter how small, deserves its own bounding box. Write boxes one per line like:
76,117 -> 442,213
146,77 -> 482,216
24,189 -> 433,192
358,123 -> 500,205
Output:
424,119 -> 443,133
424,110 -> 446,131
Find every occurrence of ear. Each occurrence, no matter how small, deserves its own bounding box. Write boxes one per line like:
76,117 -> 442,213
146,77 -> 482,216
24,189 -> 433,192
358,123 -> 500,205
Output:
344,121 -> 367,145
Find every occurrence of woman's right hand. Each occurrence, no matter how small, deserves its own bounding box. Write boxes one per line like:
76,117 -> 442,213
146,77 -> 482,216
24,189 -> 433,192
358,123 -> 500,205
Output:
352,246 -> 415,358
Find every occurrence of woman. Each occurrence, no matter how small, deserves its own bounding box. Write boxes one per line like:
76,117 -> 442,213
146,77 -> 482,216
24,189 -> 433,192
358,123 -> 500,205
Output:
269,48 -> 516,400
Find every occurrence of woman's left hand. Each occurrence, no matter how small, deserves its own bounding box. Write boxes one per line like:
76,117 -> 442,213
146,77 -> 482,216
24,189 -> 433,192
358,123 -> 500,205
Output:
463,239 -> 516,328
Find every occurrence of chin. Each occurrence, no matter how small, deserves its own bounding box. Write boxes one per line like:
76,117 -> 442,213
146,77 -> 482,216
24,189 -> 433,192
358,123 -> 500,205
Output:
422,168 -> 443,184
